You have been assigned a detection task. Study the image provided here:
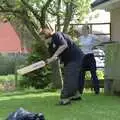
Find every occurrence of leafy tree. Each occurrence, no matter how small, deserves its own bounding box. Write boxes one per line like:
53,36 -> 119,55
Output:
0,0 -> 91,89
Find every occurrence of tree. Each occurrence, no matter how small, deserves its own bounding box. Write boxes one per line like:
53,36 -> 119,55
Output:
0,0 -> 91,89
47,0 -> 91,33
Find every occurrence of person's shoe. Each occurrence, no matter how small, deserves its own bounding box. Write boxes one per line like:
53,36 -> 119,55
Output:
70,91 -> 82,101
80,91 -> 83,95
95,91 -> 100,95
58,99 -> 71,105
70,96 -> 82,101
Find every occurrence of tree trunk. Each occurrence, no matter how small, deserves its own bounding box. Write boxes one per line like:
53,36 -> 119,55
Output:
63,1 -> 74,33
56,0 -> 61,31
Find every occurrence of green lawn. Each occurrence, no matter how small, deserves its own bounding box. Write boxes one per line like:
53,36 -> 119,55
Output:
0,91 -> 120,120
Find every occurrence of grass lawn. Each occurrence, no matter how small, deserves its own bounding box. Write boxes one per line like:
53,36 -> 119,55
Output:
0,91 -> 120,120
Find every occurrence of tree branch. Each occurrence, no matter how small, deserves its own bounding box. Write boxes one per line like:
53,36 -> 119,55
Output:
0,5 -> 22,14
41,0 -> 53,28
63,1 -> 74,33
5,0 -> 13,8
19,13 -> 49,58
0,0 -> 49,58
20,0 -> 41,22
47,8 -> 58,16
0,9 -> 21,14
56,0 -> 61,31
21,0 -> 53,28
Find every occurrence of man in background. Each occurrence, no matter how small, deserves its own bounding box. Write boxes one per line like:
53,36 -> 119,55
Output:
79,25 -> 101,94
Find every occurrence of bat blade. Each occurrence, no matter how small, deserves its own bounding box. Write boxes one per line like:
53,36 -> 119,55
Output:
17,60 -> 46,75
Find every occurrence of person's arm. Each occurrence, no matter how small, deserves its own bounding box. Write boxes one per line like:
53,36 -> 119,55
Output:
52,43 -> 68,58
46,33 -> 68,64
46,44 -> 68,64
91,35 -> 103,49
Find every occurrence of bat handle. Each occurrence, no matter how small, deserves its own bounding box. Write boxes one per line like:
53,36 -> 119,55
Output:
45,60 -> 49,65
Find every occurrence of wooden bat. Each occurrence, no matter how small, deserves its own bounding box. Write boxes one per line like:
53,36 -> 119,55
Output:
17,60 -> 46,75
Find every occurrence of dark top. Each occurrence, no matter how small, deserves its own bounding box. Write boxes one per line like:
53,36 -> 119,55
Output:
48,32 -> 84,66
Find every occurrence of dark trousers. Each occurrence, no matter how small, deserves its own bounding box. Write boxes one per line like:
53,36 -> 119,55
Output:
79,54 -> 100,94
61,62 -> 81,99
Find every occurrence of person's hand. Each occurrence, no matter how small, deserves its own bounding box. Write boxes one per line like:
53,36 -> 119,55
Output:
46,56 -> 58,64
46,58 -> 53,64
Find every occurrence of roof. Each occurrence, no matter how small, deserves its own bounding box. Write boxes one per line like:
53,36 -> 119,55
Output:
91,0 -> 110,8
0,21 -> 22,53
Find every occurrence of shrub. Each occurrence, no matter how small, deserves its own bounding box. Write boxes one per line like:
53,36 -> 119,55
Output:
0,53 -> 27,75
19,40 -> 52,89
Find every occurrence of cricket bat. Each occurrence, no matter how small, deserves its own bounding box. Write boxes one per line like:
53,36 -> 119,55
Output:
17,60 -> 46,75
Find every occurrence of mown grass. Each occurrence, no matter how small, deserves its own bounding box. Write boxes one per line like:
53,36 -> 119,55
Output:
0,91 -> 120,120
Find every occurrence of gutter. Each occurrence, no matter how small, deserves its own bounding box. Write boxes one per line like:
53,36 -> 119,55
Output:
91,0 -> 120,10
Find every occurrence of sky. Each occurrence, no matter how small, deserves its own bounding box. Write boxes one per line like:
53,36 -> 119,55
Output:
83,10 -> 110,23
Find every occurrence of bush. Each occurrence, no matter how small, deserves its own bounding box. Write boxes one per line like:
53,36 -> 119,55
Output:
0,75 -> 16,91
20,66 -> 51,89
19,40 -> 52,89
0,53 -> 27,75
85,70 -> 104,80
0,75 -> 15,82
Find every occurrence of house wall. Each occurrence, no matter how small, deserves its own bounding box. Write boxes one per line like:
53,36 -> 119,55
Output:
105,7 -> 120,94
105,7 -> 120,78
105,43 -> 120,79
93,1 -> 120,94
105,43 -> 120,94
111,8 -> 120,41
